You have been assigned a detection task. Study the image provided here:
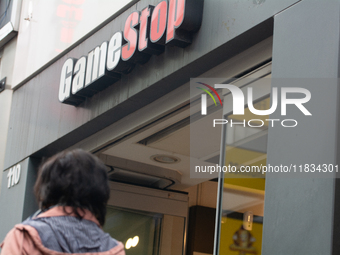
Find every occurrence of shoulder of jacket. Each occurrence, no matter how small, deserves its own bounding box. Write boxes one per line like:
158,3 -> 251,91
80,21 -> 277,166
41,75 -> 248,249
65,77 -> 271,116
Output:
106,242 -> 126,255
1,225 -> 43,255
2,225 -> 125,255
14,224 -> 40,238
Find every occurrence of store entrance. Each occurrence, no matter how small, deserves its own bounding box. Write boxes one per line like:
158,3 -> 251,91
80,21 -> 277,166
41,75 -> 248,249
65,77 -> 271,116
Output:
73,38 -> 272,255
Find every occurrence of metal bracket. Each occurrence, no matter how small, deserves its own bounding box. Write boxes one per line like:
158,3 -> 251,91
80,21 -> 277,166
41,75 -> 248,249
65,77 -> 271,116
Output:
0,77 -> 6,93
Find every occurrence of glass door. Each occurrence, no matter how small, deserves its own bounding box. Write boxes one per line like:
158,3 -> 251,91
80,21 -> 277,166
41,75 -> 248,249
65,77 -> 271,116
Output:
104,181 -> 188,255
215,65 -> 272,255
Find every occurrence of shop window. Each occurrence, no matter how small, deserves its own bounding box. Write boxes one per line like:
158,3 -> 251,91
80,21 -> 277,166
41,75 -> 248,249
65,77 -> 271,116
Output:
103,182 -> 188,255
217,69 -> 271,255
104,207 -> 162,255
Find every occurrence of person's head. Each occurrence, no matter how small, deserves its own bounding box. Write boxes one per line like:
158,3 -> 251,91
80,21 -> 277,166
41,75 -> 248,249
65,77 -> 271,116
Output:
34,149 -> 110,226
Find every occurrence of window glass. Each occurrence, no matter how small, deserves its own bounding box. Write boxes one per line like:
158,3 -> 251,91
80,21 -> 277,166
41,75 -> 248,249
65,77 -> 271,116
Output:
104,206 -> 162,255
0,0 -> 13,29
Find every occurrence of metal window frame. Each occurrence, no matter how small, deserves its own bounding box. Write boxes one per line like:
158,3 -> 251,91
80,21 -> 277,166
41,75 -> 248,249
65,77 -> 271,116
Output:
0,0 -> 22,48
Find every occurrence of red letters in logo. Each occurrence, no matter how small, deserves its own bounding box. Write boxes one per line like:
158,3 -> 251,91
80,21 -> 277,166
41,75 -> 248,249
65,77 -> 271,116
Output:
122,12 -> 140,61
150,1 -> 168,43
166,0 -> 185,43
139,7 -> 151,51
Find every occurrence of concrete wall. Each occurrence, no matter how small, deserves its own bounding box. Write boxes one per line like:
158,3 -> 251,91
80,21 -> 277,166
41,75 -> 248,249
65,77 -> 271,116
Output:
0,157 -> 39,241
263,1 -> 340,254
0,38 -> 16,194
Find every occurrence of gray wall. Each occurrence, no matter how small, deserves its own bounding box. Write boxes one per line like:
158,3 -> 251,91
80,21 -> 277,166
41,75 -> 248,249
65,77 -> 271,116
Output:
263,1 -> 340,254
0,157 -> 39,241
4,0 -> 300,170
0,37 -> 16,195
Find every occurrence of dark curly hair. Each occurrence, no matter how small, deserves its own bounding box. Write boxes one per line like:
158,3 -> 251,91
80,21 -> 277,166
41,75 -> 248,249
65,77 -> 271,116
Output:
34,149 -> 110,226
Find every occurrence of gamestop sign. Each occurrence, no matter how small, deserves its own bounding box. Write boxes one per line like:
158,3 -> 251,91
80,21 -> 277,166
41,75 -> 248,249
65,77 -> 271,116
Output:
59,0 -> 204,106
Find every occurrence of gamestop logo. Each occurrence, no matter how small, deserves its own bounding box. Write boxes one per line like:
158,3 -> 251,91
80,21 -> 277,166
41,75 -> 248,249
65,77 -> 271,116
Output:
199,84 -> 312,128
59,0 -> 204,106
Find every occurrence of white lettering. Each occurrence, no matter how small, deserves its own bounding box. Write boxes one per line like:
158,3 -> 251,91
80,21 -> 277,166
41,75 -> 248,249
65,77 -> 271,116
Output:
107,32 -> 123,71
281,87 -> 312,116
248,87 -> 278,115
213,119 -> 228,127
206,85 -> 312,117
7,168 -> 12,188
281,119 -> 298,127
230,119 -> 246,127
59,58 -> 74,102
213,118 -> 299,127
85,42 -> 108,86
72,57 -> 87,95
215,84 -> 245,115
7,164 -> 21,189
14,164 -> 21,185
266,119 -> 280,127
248,119 -> 264,127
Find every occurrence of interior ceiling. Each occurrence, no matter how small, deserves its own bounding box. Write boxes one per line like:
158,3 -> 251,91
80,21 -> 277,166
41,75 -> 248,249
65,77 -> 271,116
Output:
101,102 -> 267,191
101,70 -> 271,191
145,125 -> 190,157
101,104 -> 223,190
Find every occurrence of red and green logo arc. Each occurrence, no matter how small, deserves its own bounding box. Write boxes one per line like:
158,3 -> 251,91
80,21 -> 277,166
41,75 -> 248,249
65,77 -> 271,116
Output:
196,82 -> 223,106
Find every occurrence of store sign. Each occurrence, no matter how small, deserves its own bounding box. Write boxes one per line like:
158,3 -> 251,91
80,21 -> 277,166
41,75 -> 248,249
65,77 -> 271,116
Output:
59,0 -> 204,106
7,164 -> 21,189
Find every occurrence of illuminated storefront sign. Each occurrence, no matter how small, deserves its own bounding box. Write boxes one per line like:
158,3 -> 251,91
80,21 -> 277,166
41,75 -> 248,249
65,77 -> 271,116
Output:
59,0 -> 204,106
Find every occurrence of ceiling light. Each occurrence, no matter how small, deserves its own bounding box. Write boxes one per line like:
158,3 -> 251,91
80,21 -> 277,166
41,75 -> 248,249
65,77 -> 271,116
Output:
151,154 -> 180,164
131,236 -> 139,247
125,236 -> 139,249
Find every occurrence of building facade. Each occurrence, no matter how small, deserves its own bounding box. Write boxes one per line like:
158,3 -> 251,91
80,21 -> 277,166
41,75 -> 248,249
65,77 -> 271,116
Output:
1,0 -> 340,254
